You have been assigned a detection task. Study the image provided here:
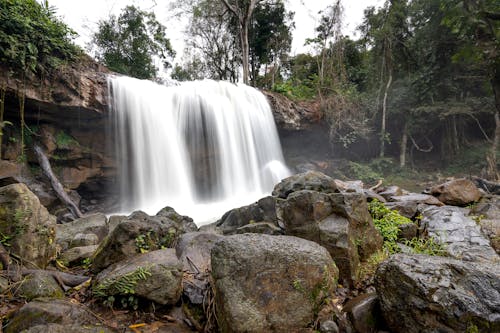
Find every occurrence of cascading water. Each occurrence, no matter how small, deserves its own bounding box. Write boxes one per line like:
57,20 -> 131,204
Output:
109,76 -> 290,225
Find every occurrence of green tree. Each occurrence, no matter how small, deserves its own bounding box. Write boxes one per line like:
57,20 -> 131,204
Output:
90,5 -> 175,80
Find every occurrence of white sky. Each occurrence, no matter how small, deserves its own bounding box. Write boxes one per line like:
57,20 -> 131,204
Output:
47,0 -> 384,62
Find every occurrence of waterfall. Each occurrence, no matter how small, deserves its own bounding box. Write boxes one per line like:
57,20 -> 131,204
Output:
109,76 -> 290,225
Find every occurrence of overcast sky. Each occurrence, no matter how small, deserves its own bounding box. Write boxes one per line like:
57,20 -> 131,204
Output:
48,0 -> 384,62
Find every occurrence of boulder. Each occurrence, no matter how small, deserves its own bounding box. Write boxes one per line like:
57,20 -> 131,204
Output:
216,196 -> 278,234
0,183 -> 56,268
421,206 -> 498,262
91,208 -> 196,272
60,245 -> 98,266
343,293 -> 382,333
385,193 -> 443,219
3,298 -> 99,333
94,248 -> 182,305
430,178 -> 482,206
272,171 -> 340,199
234,222 -> 283,235
276,189 -> 382,286
211,234 -> 339,333
56,213 -> 108,251
377,185 -> 404,201
15,271 -> 65,300
375,254 -> 500,333
471,196 -> 500,253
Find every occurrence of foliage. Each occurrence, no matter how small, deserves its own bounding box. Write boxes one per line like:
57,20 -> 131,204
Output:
93,266 -> 152,309
368,199 -> 412,253
348,161 -> 382,183
90,5 -> 175,80
55,130 -> 78,149
403,237 -> 446,256
0,0 -> 80,75
134,229 -> 177,254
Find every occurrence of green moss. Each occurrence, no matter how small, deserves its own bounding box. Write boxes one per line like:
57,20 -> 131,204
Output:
55,130 -> 79,149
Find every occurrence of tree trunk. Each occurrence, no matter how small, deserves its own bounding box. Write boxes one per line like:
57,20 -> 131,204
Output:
400,122 -> 408,167
487,70 -> 500,180
380,71 -> 392,158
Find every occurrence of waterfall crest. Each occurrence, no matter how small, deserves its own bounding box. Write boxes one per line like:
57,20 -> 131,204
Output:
110,76 -> 290,225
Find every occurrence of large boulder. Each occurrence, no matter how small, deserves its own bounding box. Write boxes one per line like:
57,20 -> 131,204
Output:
272,171 -> 340,199
385,193 -> 443,219
91,208 -> 196,272
15,271 -> 64,301
3,298 -> 100,333
276,186 -> 382,286
421,206 -> 498,262
0,183 -> 56,268
471,196 -> 500,253
94,248 -> 183,305
56,213 -> 108,251
211,234 -> 339,333
375,254 -> 500,333
430,178 -> 482,206
216,196 -> 279,234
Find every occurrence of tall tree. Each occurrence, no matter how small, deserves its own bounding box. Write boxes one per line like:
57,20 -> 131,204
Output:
220,0 -> 262,84
90,5 -> 175,80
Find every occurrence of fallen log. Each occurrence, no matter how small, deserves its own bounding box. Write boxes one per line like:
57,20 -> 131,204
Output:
33,143 -> 83,219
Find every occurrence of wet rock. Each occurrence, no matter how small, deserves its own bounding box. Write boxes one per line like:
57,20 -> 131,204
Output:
375,254 -> 500,333
212,234 -> 338,333
333,179 -> 364,192
343,293 -> 382,333
176,232 -> 223,305
272,171 -> 339,199
471,197 -> 500,253
15,271 -> 65,301
377,185 -> 404,201
385,194 -> 443,219
4,298 -> 99,333
0,183 -> 56,268
216,196 -> 278,234
92,208 -> 195,272
60,245 -> 98,266
94,248 -> 182,305
70,233 -> 99,248
421,206 -> 498,262
277,189 -> 382,286
56,213 -> 108,251
430,178 -> 482,206
397,223 -> 418,241
319,320 -> 340,333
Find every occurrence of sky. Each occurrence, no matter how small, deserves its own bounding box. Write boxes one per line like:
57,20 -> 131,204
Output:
47,0 -> 384,62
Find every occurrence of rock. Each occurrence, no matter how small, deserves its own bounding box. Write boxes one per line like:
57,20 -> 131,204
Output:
319,320 -> 340,333
0,160 -> 21,180
216,196 -> 278,234
56,213 -> 108,251
333,179 -> 364,192
15,271 -> 65,300
377,186 -> 404,201
471,196 -> 500,253
20,324 -> 114,333
107,214 -> 126,233
385,194 -> 443,219
3,298 -> 99,333
375,254 -> 500,333
276,189 -> 382,286
176,232 -> 224,305
60,245 -> 98,266
421,206 -> 498,262
397,223 -> 418,241
91,208 -> 195,272
0,276 -> 9,293
430,178 -> 482,206
0,183 -> 56,268
272,171 -> 339,199
211,234 -> 339,333
343,293 -> 382,333
94,248 -> 182,305
70,233 -> 99,248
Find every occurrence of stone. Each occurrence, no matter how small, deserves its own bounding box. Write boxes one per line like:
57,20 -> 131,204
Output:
176,232 -> 224,305
471,196 -> 500,253
0,160 -> 21,180
272,171 -> 339,199
319,320 -> 340,333
375,254 -> 500,333
0,183 -> 56,268
94,248 -> 182,305
385,193 -> 444,219
211,234 -> 339,333
56,213 -> 108,251
397,223 -> 418,241
60,245 -> 98,266
377,185 -> 404,201
421,206 -> 498,262
343,293 -> 382,333
15,271 -> 65,301
276,189 -> 382,286
430,178 -> 482,206
0,276 -> 9,293
69,233 -> 99,248
3,298 -> 99,333
91,208 -> 196,272
216,196 -> 278,234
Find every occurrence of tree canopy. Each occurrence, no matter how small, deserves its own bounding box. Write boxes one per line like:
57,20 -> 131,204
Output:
90,5 -> 175,80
